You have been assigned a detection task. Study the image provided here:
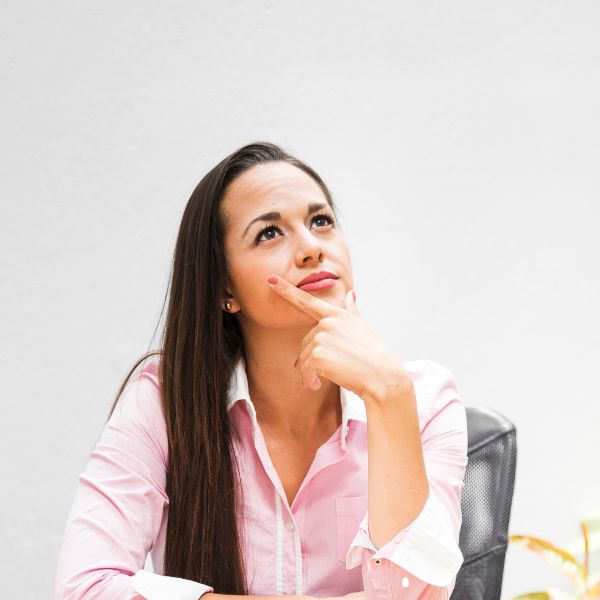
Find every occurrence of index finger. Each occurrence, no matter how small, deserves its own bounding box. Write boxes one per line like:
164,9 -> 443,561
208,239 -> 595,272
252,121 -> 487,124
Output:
267,273 -> 343,321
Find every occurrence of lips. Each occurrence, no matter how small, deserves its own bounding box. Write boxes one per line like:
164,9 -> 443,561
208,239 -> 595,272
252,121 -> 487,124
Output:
296,271 -> 338,288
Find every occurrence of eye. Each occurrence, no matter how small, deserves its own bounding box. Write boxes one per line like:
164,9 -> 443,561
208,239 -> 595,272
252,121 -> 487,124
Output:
312,213 -> 335,227
254,223 -> 281,244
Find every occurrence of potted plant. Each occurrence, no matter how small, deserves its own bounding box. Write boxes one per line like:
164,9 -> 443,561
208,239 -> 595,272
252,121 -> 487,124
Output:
508,509 -> 600,599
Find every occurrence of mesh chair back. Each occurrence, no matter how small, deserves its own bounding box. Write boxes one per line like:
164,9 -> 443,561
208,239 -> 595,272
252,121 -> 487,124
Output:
450,406 -> 517,600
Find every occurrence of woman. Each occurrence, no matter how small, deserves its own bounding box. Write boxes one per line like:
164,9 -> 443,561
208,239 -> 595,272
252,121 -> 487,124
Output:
54,142 -> 468,600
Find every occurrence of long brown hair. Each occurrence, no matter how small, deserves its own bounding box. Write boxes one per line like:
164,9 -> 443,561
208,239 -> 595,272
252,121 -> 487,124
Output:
106,141 -> 340,593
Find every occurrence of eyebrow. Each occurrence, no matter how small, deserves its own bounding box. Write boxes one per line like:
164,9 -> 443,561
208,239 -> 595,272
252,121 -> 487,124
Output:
242,202 -> 330,240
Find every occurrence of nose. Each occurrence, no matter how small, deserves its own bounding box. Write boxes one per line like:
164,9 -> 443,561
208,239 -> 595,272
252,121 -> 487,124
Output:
295,230 -> 324,266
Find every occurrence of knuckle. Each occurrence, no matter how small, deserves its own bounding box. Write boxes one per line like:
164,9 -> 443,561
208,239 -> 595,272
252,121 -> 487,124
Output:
320,316 -> 334,330
312,346 -> 326,362
314,331 -> 326,346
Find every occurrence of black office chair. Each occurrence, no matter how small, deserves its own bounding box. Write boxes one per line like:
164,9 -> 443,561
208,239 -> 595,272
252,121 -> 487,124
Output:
450,406 -> 518,600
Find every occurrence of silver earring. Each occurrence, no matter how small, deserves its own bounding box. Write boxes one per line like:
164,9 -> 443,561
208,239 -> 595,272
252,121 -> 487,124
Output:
224,300 -> 232,311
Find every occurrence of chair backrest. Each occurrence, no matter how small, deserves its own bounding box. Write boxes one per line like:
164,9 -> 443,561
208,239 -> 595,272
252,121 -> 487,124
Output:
450,406 -> 517,600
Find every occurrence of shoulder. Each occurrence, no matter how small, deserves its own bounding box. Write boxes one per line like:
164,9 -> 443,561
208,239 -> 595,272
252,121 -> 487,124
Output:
402,358 -> 466,426
398,359 -> 469,463
110,356 -> 163,423
108,355 -> 168,465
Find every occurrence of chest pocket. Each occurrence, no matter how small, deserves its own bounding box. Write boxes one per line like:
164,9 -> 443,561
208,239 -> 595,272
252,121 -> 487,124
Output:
335,495 -> 369,563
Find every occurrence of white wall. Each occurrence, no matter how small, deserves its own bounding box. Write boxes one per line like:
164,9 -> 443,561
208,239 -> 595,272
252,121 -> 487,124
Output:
1,2 -> 599,598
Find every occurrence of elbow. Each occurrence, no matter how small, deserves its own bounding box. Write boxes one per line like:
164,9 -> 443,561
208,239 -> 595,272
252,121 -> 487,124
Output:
54,569 -> 133,600
54,573 -> 95,600
54,570 -> 83,600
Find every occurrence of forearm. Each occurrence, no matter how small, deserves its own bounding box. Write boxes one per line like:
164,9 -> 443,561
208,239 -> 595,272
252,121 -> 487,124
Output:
362,375 -> 429,550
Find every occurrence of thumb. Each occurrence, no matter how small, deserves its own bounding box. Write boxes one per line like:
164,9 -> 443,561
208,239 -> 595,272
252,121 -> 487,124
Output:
344,288 -> 360,315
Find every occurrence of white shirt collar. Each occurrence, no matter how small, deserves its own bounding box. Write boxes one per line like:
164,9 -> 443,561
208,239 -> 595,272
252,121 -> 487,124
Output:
226,353 -> 366,450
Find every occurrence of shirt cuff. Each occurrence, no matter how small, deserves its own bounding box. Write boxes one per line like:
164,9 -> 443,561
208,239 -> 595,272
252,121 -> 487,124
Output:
345,489 -> 464,587
131,569 -> 214,600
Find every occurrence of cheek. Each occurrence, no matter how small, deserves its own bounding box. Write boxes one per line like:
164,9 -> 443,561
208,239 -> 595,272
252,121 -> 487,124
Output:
322,239 -> 352,280
231,257 -> 282,310
339,238 -> 352,263
242,285 -> 315,329
339,244 -> 353,279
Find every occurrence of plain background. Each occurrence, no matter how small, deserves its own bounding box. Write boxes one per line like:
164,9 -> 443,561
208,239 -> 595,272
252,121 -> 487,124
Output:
1,2 -> 599,598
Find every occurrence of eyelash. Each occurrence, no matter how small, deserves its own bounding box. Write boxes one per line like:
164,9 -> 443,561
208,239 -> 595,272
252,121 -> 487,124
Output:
254,212 -> 336,245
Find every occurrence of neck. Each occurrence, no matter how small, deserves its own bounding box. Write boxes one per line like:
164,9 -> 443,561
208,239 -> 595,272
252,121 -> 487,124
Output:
240,327 -> 342,439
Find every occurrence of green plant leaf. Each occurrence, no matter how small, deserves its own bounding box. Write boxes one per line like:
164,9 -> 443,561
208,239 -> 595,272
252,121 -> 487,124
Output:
509,534 -> 587,592
581,510 -> 600,534
564,510 -> 600,573
565,510 -> 600,559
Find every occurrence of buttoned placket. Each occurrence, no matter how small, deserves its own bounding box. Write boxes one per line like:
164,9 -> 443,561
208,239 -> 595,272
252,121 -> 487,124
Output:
254,421 -> 348,597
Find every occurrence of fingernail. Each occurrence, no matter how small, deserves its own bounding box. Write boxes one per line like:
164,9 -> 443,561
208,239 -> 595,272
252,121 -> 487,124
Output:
267,274 -> 279,285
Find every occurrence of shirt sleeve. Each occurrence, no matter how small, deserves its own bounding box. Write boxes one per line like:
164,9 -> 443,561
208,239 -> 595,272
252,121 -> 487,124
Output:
345,360 -> 468,600
54,370 -> 215,600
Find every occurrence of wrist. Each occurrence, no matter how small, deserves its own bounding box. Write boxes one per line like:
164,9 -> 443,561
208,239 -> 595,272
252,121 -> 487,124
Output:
361,358 -> 414,407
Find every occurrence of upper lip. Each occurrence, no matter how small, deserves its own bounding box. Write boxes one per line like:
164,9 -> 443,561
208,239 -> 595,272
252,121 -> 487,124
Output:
296,271 -> 338,287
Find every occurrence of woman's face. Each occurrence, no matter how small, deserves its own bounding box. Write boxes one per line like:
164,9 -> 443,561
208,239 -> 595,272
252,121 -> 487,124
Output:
221,161 -> 354,330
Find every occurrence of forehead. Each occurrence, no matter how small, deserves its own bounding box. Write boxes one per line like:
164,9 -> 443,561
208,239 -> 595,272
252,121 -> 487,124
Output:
221,162 -> 327,227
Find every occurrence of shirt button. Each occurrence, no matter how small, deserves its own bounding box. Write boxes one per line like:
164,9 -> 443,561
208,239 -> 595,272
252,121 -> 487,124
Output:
401,576 -> 410,588
285,521 -> 295,532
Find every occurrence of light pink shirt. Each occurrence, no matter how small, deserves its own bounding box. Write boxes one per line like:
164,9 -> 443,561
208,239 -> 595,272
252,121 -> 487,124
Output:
55,355 -> 468,600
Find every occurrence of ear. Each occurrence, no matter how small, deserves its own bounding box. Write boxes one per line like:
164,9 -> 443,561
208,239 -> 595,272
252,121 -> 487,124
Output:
222,285 -> 240,314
